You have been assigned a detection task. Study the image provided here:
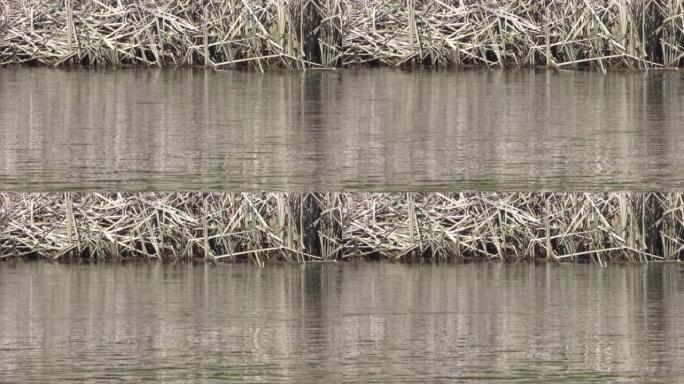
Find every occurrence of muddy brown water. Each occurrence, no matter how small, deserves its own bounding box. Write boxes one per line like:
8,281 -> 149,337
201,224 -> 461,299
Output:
0,262 -> 683,382
1,68 -> 683,191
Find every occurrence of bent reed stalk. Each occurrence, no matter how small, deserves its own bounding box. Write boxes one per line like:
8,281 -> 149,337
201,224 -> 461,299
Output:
0,0 -> 682,69
1,192 -> 684,264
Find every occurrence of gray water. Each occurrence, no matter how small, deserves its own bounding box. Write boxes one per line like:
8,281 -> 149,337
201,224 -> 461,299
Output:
1,262 -> 683,383
1,68 -> 683,191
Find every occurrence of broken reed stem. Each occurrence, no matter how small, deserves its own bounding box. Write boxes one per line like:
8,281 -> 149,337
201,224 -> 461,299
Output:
0,0 -> 681,68
545,6 -> 551,68
65,0 -> 73,55
1,193 -> 684,264
203,6 -> 209,68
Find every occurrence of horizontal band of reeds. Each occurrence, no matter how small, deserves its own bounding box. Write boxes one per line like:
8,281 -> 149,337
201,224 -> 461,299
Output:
1,193 -> 683,265
1,0 -> 682,70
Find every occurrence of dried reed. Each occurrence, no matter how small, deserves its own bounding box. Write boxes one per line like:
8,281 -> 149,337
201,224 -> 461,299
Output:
0,0 -> 682,69
1,193 -> 683,264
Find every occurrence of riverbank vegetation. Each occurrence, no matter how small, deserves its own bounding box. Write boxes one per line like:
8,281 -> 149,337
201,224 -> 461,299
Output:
1,1 -> 682,70
1,193 -> 683,265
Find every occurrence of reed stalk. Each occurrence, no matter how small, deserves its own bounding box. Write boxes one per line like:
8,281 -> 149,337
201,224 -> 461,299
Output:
202,6 -> 209,68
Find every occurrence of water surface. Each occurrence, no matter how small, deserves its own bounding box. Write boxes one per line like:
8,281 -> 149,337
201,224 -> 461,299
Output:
1,68 -> 683,191
0,262 -> 683,382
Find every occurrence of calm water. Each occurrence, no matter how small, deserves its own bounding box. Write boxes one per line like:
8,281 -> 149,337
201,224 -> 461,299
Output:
1,68 -> 683,191
0,262 -> 683,382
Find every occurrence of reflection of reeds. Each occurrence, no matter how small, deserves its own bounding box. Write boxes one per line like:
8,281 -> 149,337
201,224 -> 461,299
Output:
1,193 -> 684,264
0,0 -> 681,68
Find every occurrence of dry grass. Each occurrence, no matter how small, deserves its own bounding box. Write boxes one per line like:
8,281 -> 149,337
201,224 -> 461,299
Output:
0,0 -> 682,69
343,0 -> 684,70
1,193 -> 683,264
0,0 -> 320,69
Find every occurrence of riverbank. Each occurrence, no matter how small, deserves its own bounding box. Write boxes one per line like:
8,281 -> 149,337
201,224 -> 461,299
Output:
1,193 -> 682,264
1,1 -> 682,70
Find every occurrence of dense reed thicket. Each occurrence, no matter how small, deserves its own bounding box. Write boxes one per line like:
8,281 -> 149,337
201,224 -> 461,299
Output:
1,0 -> 682,70
1,193 -> 683,264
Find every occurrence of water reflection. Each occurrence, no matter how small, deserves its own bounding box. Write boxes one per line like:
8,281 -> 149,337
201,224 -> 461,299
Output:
0,68 -> 683,191
0,262 -> 683,382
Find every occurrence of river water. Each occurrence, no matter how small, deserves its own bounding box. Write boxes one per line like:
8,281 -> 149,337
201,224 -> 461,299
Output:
1,68 -> 683,191
0,262 -> 683,382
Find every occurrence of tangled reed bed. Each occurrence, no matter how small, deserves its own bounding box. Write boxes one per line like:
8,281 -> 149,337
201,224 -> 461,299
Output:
1,193 -> 683,265
0,1 -> 682,70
